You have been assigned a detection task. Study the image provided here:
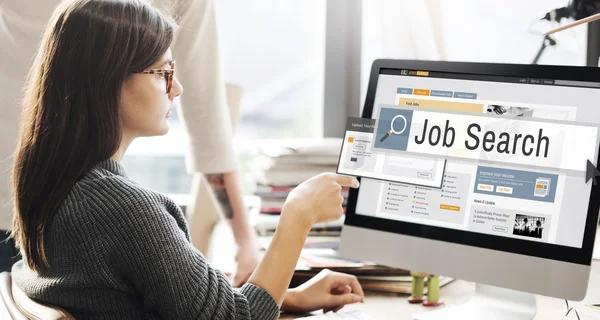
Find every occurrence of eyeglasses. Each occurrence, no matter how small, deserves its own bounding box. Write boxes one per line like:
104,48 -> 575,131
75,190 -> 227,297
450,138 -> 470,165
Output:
137,60 -> 176,94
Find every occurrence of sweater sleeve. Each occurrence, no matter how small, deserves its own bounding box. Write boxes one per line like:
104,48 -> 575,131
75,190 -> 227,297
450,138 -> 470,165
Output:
88,179 -> 279,320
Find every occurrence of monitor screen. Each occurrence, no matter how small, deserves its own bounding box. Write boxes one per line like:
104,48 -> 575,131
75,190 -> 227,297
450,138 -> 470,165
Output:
341,61 -> 600,264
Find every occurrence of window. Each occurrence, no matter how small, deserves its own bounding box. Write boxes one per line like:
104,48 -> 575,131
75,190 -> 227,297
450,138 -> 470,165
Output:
360,0 -> 587,105
217,0 -> 326,140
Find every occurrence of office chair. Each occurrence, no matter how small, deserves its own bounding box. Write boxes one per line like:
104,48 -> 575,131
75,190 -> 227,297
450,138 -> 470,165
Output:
0,272 -> 74,320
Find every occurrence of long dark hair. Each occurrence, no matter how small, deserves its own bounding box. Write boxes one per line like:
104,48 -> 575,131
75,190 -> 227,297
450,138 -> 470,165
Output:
11,0 -> 176,272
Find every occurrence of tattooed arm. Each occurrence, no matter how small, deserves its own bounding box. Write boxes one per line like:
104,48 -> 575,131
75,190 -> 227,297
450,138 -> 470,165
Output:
205,173 -> 235,219
205,171 -> 260,287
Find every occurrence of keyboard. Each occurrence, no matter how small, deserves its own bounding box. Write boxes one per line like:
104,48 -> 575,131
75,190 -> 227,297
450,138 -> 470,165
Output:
297,310 -> 375,319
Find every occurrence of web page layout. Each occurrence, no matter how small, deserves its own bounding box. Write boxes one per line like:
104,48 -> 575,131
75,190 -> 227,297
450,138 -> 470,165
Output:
350,73 -> 600,248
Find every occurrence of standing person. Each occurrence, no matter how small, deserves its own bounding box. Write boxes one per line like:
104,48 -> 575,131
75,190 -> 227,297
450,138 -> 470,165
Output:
10,0 -> 365,318
0,0 -> 261,285
535,220 -> 544,238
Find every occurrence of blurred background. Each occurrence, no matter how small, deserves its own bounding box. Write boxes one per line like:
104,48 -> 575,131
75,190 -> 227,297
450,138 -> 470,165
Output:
121,0 -> 592,197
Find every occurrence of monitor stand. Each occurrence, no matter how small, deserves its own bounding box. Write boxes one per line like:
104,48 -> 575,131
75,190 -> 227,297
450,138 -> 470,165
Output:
413,284 -> 537,320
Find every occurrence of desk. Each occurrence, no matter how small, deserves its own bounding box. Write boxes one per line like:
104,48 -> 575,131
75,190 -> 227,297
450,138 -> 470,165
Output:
207,221 -> 600,320
279,260 -> 600,319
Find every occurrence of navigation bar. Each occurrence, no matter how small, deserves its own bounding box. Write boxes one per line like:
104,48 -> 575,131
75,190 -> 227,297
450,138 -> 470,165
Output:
383,68 -> 600,89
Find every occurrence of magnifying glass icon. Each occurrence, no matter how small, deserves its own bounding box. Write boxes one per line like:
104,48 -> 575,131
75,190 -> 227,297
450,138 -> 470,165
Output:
379,114 -> 407,143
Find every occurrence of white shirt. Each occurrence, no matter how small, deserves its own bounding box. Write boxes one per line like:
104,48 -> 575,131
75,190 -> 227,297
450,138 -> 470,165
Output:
0,0 -> 236,230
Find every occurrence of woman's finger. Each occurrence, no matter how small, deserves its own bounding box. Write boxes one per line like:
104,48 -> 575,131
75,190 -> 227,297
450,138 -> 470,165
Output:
327,293 -> 363,307
330,273 -> 365,299
333,174 -> 360,188
331,284 -> 351,295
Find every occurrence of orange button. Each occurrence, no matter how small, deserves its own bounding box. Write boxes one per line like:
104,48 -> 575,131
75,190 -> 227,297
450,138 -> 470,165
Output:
348,137 -> 354,143
416,71 -> 429,76
414,89 -> 430,96
536,184 -> 544,188
440,204 -> 460,211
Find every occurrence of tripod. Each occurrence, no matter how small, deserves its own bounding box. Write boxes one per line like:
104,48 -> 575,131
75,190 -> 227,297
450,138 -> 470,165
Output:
531,35 -> 557,64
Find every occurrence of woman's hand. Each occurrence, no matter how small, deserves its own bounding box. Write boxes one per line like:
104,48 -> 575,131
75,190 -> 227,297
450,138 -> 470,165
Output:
281,269 -> 365,314
282,173 -> 359,228
231,236 -> 261,287
245,174 -> 359,307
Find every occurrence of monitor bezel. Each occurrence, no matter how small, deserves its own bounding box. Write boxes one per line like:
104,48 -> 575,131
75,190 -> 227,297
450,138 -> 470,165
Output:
344,59 -> 600,265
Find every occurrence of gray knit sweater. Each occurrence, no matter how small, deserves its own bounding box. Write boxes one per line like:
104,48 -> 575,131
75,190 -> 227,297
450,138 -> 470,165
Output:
11,159 -> 280,319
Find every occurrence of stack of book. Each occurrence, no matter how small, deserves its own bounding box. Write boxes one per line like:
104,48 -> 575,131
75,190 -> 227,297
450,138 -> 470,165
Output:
294,267 -> 453,295
252,138 -> 343,190
258,235 -> 453,294
255,185 -> 349,215
251,138 -> 347,236
252,214 -> 345,237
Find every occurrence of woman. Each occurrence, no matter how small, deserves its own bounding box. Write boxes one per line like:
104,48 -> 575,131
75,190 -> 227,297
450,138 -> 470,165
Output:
9,0 -> 363,319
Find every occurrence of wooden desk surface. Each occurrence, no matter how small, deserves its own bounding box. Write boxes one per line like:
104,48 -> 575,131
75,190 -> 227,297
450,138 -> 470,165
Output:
279,260 -> 600,319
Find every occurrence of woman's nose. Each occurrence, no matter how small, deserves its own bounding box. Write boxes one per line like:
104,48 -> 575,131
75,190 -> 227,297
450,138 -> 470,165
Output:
169,77 -> 183,99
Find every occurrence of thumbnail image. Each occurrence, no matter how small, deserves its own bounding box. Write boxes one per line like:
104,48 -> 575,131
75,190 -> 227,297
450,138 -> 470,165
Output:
513,214 -> 545,239
486,105 -> 534,118
534,177 -> 551,197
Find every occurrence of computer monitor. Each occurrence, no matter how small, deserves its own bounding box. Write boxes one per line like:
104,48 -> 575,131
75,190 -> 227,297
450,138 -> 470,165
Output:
338,60 -> 600,320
